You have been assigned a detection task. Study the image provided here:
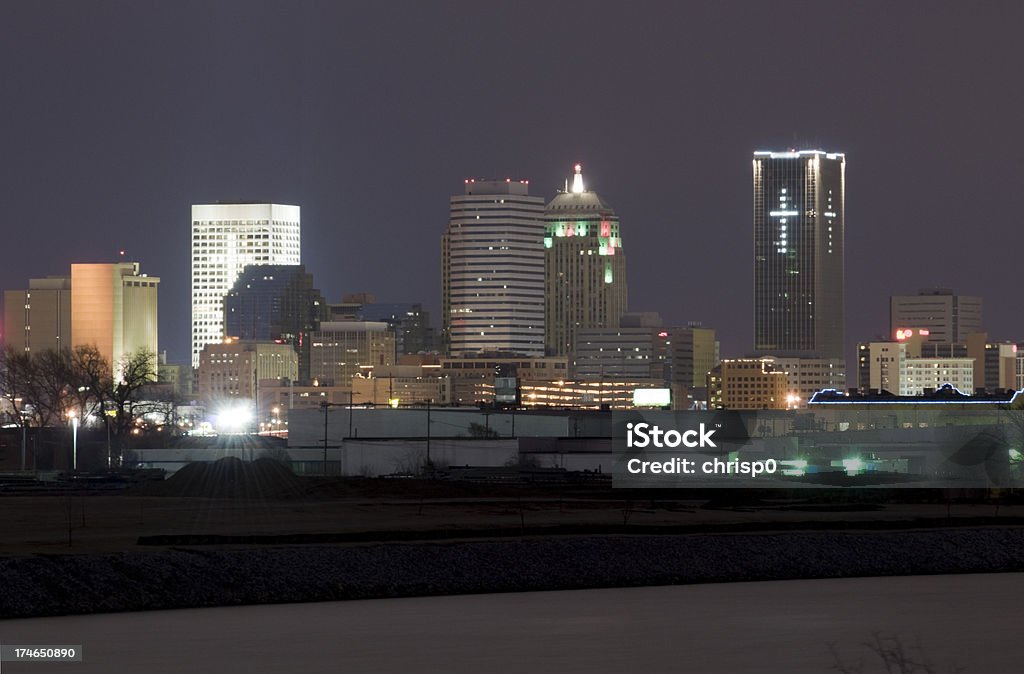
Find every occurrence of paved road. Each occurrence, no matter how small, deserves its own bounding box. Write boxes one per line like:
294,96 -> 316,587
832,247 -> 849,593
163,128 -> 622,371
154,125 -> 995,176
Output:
2,573 -> 1021,672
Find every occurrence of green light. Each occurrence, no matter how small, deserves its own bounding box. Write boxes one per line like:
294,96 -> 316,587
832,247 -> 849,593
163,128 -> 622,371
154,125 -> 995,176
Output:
555,223 -> 565,237
604,262 -> 613,284
544,237 -> 553,249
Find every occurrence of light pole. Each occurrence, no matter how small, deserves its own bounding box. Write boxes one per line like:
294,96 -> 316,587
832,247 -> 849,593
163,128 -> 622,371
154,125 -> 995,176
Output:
68,410 -> 79,472
16,397 -> 27,472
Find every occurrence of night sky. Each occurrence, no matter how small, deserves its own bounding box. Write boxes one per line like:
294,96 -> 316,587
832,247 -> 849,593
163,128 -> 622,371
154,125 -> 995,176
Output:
2,1 -> 1022,365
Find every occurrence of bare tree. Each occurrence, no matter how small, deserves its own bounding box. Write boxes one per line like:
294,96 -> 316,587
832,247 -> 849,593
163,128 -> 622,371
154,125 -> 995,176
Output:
0,346 -> 34,427
101,349 -> 158,465
18,348 -> 72,428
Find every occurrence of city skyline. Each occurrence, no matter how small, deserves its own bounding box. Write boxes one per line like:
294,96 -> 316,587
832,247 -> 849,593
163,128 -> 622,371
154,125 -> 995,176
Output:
1,3 -> 1022,365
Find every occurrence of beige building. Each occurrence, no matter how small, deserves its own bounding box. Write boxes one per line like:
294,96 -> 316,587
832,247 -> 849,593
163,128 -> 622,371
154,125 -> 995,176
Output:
197,339 -> 298,407
518,379 -> 663,410
309,321 -> 395,387
708,358 -> 790,410
3,276 -> 72,354
71,262 -> 158,377
760,356 -> 846,407
439,355 -> 569,405
351,365 -> 449,406
256,381 -> 352,425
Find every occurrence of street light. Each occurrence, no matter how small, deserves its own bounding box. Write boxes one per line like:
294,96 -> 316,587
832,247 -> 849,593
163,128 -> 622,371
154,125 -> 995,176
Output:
15,397 -> 27,472
67,410 -> 79,472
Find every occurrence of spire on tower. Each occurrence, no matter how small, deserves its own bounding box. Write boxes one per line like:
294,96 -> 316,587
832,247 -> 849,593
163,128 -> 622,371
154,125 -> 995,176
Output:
571,163 -> 584,194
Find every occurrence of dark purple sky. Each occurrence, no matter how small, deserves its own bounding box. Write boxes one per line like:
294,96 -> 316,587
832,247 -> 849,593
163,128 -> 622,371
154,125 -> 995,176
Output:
2,1 -> 1022,364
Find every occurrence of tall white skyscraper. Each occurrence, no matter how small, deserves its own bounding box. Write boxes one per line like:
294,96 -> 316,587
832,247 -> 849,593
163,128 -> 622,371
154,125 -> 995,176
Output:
191,203 -> 300,368
442,179 -> 545,356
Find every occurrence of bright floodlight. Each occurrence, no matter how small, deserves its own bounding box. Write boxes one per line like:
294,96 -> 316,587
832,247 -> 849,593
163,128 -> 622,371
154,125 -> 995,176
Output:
216,404 -> 253,433
842,458 -> 864,475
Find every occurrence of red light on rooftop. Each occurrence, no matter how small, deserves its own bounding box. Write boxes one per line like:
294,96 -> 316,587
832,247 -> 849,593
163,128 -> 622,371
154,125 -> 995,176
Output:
918,329 -> 930,336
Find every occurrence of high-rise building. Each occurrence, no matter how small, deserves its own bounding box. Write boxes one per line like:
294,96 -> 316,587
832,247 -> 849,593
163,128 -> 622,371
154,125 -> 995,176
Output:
753,150 -> 845,359
442,179 -> 545,357
545,164 -> 628,358
71,262 -> 159,377
3,276 -> 72,355
890,289 -> 982,344
224,264 -> 326,381
190,202 -> 301,368
309,321 -> 396,388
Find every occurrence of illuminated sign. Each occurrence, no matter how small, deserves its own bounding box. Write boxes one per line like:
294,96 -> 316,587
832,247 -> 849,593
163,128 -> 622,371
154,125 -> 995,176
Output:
633,388 -> 671,407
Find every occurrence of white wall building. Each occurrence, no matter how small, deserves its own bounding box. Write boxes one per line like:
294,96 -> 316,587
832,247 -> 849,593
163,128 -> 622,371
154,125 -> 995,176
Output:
191,203 -> 300,368
900,357 -> 974,396
859,339 -> 974,396
442,179 -> 545,356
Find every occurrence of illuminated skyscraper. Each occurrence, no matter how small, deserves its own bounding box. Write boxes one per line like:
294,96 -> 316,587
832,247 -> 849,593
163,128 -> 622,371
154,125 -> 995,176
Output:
753,150 -> 845,360
442,179 -> 545,356
190,203 -> 300,368
544,164 -> 628,358
71,262 -> 159,377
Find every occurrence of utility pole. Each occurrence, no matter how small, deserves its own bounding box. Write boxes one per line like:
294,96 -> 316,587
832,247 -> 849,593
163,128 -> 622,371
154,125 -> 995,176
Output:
425,398 -> 431,467
348,390 -> 354,440
321,401 -> 329,475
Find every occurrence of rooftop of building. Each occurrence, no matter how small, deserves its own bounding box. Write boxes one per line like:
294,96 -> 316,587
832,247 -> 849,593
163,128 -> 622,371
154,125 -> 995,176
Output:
545,164 -> 616,214
753,149 -> 845,159
809,383 -> 1021,406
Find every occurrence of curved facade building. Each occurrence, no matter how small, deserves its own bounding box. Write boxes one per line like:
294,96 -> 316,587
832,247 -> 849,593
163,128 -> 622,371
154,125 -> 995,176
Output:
544,164 -> 628,358
442,179 -> 546,356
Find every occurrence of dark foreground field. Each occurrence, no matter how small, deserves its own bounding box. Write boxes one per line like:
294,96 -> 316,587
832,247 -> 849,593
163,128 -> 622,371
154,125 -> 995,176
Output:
3,460 -> 1024,618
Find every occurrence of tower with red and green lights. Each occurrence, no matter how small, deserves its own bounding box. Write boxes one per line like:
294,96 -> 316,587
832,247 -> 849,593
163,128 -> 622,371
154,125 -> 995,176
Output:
544,163 -> 628,358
